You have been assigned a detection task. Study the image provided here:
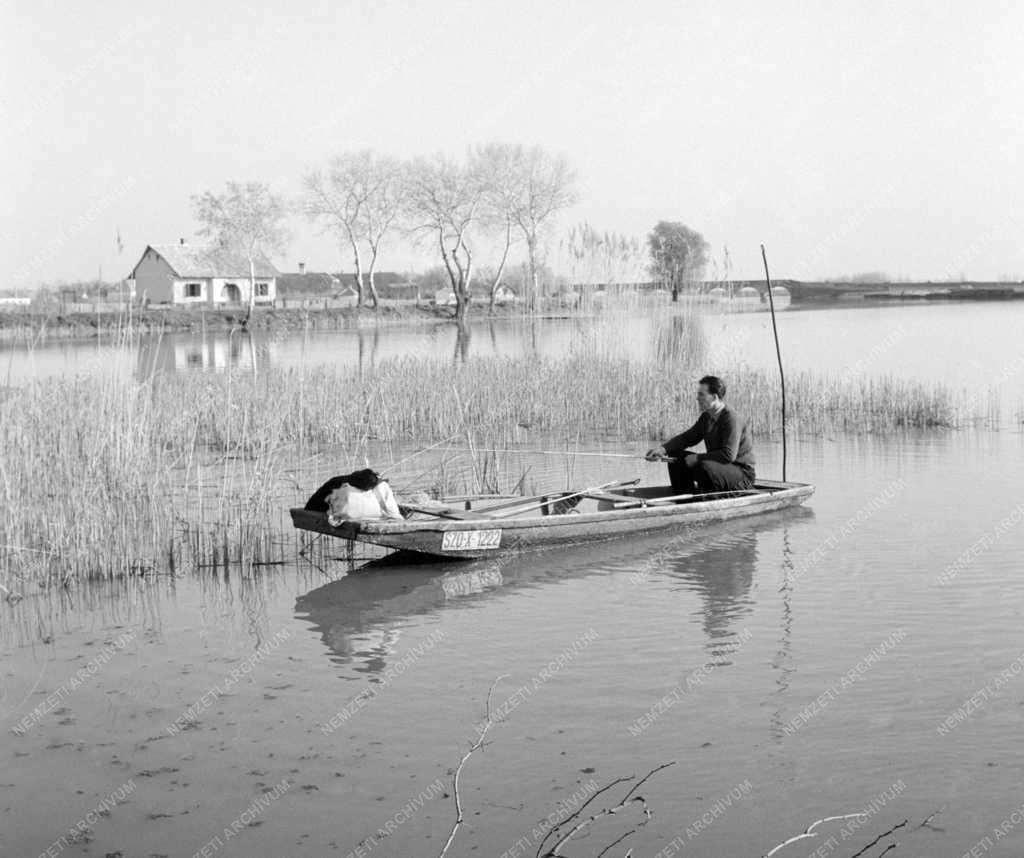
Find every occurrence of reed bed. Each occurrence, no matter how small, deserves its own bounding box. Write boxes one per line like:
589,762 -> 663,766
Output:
138,355 -> 960,453
1,312 -> 964,589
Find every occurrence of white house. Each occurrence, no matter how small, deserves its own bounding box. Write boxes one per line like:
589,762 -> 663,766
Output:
129,242 -> 279,306
433,288 -> 457,307
493,284 -> 518,304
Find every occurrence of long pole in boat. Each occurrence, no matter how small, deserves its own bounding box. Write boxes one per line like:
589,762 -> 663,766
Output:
760,244 -> 787,482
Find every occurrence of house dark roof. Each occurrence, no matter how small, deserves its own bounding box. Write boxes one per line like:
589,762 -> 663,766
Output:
333,271 -> 410,287
134,244 -> 280,278
368,272 -> 407,287
276,272 -> 341,295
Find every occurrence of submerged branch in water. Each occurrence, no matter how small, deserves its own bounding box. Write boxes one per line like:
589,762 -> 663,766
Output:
436,673 -> 509,858
539,761 -> 677,858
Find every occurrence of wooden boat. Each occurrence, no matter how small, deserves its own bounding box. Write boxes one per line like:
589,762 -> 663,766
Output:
290,479 -> 814,560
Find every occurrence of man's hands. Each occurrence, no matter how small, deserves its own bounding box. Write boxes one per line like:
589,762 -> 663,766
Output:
645,446 -> 697,467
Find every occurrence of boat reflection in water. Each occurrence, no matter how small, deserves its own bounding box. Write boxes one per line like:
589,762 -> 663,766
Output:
294,507 -> 814,677
294,559 -> 506,677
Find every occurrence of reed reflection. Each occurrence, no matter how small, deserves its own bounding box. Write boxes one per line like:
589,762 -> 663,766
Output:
196,569 -> 274,650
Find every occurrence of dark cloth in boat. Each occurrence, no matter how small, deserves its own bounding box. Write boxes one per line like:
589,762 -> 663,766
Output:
663,405 -> 755,494
304,469 -> 382,512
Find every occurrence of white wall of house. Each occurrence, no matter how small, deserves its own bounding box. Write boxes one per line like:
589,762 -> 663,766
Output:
256,279 -> 276,303
172,279 -> 213,304
210,278 -> 276,304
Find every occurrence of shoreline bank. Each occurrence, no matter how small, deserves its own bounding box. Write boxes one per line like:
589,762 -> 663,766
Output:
2,286 -> 1022,340
0,302 -> 456,341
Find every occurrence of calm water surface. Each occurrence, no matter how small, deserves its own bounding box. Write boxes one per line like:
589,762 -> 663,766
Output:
3,432 -> 1024,856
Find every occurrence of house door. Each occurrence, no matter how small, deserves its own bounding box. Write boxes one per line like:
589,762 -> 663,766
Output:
221,283 -> 242,303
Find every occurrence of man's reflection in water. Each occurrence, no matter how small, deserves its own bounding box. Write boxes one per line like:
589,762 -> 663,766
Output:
662,532 -> 758,662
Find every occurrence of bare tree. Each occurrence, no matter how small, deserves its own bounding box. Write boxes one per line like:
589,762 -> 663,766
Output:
191,182 -> 288,325
302,151 -> 405,309
359,155 -> 406,307
475,144 -> 523,313
506,146 -> 577,310
406,153 -> 487,323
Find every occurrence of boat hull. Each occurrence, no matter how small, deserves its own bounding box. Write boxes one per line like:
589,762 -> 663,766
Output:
290,480 -> 814,560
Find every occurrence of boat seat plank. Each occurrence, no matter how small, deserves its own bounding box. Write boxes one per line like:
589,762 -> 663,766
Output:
399,505 -> 493,521
582,491 -> 647,504
612,489 -> 760,508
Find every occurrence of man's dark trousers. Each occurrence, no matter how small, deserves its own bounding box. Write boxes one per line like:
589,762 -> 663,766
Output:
668,459 -> 755,494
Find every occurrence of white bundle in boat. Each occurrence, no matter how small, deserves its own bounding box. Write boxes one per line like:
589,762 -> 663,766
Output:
327,482 -> 402,525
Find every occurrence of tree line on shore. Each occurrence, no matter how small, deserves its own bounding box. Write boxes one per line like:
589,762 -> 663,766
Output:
191,145 -> 711,323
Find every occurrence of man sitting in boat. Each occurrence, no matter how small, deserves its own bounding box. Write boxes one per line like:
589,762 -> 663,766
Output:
644,375 -> 756,495
304,469 -> 402,524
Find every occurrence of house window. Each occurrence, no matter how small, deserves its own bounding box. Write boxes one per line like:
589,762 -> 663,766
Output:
255,282 -> 269,297
184,282 -> 202,298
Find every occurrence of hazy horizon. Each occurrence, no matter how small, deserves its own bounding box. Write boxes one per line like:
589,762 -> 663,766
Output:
3,1 -> 1023,289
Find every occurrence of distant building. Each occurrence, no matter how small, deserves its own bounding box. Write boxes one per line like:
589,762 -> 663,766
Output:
276,263 -> 340,296
357,272 -> 418,300
493,284 -> 517,304
335,283 -> 359,307
434,288 -> 457,307
129,242 -> 279,306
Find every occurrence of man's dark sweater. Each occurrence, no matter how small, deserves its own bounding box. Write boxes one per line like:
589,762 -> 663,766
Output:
663,404 -> 755,474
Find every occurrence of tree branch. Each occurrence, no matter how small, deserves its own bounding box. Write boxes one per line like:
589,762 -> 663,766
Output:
436,674 -> 509,858
847,819 -> 908,858
538,762 -> 675,858
761,814 -> 867,858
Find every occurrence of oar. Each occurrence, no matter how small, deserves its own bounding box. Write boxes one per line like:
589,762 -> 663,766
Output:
399,505 -> 486,521
487,478 -> 640,519
612,489 -> 760,509
458,491 -> 571,516
400,490 -> 562,518
446,448 -> 677,463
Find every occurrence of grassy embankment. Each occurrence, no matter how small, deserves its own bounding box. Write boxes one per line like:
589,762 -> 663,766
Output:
0,301 -> 454,341
4,278 -> 1024,340
0,290 -> 689,340
0,309 -> 964,593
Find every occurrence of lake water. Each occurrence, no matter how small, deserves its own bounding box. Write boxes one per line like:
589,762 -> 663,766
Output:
2,302 -> 1024,857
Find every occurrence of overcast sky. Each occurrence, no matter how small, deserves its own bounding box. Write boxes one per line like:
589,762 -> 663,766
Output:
3,0 -> 1023,287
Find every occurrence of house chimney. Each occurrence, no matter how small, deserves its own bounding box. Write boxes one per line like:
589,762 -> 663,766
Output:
298,262 -> 306,275
179,237 -> 186,246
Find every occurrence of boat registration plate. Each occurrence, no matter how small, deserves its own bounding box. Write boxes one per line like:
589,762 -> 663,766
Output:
442,529 -> 502,551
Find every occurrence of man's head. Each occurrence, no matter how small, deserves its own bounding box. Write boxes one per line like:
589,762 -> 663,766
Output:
696,375 -> 726,412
